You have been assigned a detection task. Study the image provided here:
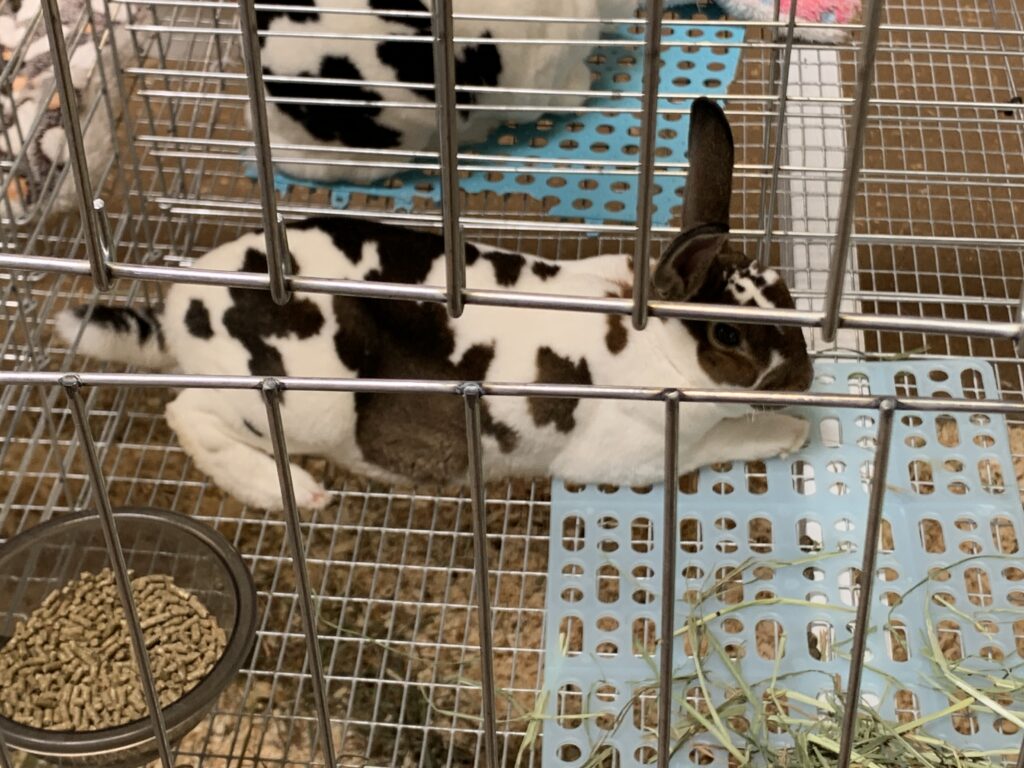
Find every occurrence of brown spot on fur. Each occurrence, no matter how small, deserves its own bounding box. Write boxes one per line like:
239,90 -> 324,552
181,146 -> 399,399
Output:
528,347 -> 592,432
602,291 -> 629,354
606,314 -> 627,354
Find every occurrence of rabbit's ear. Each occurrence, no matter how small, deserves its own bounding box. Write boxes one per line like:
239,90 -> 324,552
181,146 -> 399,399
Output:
680,97 -> 734,232
653,223 -> 729,301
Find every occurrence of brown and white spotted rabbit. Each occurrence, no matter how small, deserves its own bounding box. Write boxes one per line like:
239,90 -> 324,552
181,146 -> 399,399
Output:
57,98 -> 814,510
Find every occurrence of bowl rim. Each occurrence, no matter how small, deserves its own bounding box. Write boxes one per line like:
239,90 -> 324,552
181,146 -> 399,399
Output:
0,506 -> 258,756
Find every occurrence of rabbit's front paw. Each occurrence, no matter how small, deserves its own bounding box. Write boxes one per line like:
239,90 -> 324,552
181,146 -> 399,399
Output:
291,466 -> 330,510
774,415 -> 810,459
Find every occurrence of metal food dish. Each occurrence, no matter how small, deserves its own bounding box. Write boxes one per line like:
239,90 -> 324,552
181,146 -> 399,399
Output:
0,507 -> 257,767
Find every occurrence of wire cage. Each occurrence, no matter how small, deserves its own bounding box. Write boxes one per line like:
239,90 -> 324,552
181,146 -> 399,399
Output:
0,0 -> 1023,765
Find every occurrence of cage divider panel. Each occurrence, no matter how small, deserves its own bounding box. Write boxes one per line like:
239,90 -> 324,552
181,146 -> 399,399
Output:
542,360 -> 1023,767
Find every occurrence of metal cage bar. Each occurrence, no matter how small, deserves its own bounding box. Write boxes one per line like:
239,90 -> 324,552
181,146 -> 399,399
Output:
261,381 -> 338,767
2,251 -> 1022,342
757,0 -> 800,265
237,0 -> 292,305
821,0 -> 886,343
38,0 -> 110,291
462,385 -> 500,768
60,376 -> 174,768
631,0 -> 664,331
431,0 -> 467,319
657,392 -> 680,768
835,397 -> 896,768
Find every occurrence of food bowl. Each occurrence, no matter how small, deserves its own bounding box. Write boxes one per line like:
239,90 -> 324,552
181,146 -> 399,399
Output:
0,507 -> 257,767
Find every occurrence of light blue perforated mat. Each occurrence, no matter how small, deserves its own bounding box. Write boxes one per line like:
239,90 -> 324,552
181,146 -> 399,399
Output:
542,360 -> 1024,766
258,5 -> 744,227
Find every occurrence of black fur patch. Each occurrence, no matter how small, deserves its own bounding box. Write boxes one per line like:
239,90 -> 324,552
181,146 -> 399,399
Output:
454,343 -> 518,453
528,347 -> 592,432
75,304 -> 163,348
223,249 -> 325,378
263,56 -> 403,148
291,216 -> 456,284
332,295 -> 378,373
531,261 -> 561,281
455,35 -> 503,107
256,0 -> 319,38
483,251 -> 525,287
376,31 -> 502,116
185,299 -> 214,339
369,0 -> 430,31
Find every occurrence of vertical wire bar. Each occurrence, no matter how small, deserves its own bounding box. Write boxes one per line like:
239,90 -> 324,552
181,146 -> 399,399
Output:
93,198 -> 114,259
39,0 -> 110,291
758,0 -> 800,264
756,0 -> 784,233
835,397 -> 895,768
60,376 -> 173,768
631,0 -> 665,331
431,0 -> 466,318
657,391 -> 680,768
1015,736 -> 1024,768
260,380 -> 337,767
462,384 -> 499,768
820,0 -> 885,343
1014,280 -> 1024,356
237,0 -> 292,305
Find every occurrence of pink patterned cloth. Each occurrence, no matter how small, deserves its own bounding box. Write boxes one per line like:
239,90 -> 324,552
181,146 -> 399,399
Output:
712,0 -> 861,40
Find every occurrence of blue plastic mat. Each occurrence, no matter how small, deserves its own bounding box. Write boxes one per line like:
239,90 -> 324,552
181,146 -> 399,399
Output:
542,360 -> 1023,766
257,5 -> 744,227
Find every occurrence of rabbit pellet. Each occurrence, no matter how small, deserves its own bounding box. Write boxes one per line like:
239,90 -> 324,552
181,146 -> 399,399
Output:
0,568 -> 226,731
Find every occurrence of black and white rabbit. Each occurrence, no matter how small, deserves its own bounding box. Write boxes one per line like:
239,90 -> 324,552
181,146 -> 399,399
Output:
255,0 -> 638,183
57,98 -> 814,510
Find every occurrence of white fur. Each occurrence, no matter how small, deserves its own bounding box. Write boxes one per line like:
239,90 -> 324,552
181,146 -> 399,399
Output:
55,223 -> 810,511
258,0 -> 639,184
55,308 -> 176,369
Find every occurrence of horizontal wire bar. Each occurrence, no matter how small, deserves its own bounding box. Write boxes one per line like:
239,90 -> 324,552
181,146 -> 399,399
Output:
6,372 -> 1024,415
139,204 -> 1024,248
124,24 -> 860,43
131,86 -> 1024,118
110,0 -> 1024,39
142,146 -> 1024,188
3,252 -> 1021,339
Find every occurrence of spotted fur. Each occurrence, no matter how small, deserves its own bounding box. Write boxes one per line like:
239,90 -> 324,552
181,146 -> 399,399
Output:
255,0 -> 641,183
56,99 -> 814,510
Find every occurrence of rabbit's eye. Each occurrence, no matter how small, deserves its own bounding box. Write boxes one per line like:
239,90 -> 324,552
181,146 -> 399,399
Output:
712,323 -> 742,348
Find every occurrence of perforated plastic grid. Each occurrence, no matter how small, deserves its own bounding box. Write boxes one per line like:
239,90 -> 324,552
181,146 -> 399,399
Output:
265,5 -> 744,226
542,360 -> 1024,767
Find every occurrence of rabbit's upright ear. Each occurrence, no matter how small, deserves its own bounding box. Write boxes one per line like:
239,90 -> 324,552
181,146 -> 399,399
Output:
652,97 -> 734,301
680,96 -> 734,232
652,223 -> 728,300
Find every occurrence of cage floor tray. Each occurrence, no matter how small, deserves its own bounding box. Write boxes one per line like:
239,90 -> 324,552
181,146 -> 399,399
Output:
542,360 -> 1023,767
260,4 -> 744,227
